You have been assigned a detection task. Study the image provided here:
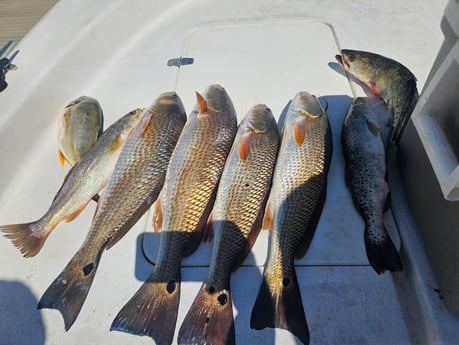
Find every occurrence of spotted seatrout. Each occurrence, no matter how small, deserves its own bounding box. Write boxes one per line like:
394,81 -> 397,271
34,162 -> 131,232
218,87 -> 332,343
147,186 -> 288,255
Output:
111,85 -> 238,345
178,104 -> 280,345
250,92 -> 333,345
336,49 -> 418,148
37,92 -> 186,331
342,97 -> 402,274
1,108 -> 142,257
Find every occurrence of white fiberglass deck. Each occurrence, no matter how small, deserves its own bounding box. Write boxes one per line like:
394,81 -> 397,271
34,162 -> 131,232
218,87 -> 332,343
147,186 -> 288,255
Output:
0,1 -> 454,344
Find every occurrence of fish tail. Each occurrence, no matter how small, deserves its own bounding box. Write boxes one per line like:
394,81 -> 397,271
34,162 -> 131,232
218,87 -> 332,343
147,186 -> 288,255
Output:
1,222 -> 48,257
250,270 -> 309,345
111,269 -> 181,345
364,227 -> 402,274
178,282 -> 235,345
37,250 -> 101,330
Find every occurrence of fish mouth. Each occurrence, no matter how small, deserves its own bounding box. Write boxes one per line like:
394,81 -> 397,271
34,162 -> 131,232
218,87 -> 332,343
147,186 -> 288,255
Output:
335,54 -> 349,70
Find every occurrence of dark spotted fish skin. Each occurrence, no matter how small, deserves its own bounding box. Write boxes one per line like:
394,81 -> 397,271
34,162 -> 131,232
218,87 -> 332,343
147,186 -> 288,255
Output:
341,97 -> 402,274
336,49 -> 418,147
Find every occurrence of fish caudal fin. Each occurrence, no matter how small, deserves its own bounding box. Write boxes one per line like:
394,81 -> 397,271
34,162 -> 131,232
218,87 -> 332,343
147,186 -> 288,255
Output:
37,251 -> 101,330
178,282 -> 235,345
1,222 -> 48,257
364,228 -> 402,274
250,271 -> 309,345
111,270 -> 181,345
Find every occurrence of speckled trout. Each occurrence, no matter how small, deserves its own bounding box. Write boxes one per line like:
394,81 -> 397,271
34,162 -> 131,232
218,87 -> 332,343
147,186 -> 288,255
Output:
178,104 -> 280,345
1,108 -> 143,257
37,92 -> 187,331
111,84 -> 238,345
250,92 -> 333,345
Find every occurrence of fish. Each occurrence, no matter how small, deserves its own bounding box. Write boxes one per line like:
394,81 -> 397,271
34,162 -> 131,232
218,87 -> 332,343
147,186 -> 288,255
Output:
250,92 -> 333,345
335,49 -> 418,147
0,108 -> 143,257
58,96 -> 104,167
177,104 -> 280,345
111,84 -> 238,345
341,97 -> 402,274
37,92 -> 187,331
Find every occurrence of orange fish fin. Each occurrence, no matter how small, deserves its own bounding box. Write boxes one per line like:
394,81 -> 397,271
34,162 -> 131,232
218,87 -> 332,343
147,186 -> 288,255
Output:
196,92 -> 208,115
370,81 -> 382,97
140,112 -> 153,135
64,203 -> 89,223
238,131 -> 253,161
261,201 -> 273,231
152,199 -> 163,233
202,213 -> 214,243
57,148 -> 66,166
293,117 -> 307,146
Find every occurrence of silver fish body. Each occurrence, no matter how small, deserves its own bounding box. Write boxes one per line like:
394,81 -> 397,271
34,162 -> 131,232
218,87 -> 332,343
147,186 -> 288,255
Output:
251,92 -> 333,345
178,104 -> 280,345
111,84 -> 238,345
37,92 -> 187,331
341,97 -> 402,274
58,96 -> 104,167
1,108 -> 142,257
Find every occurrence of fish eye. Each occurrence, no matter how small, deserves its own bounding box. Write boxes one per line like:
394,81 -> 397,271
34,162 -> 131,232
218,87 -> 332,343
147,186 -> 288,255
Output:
348,54 -> 356,62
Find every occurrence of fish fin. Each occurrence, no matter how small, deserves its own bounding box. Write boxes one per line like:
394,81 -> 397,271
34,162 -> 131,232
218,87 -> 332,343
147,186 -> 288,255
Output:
202,213 -> 214,243
293,117 -> 307,146
1,222 -> 48,257
63,202 -> 89,223
38,250 -> 101,330
250,270 -> 309,345
261,201 -> 273,231
140,112 -> 153,135
152,200 -> 163,233
196,91 -> 208,115
365,118 -> 380,137
364,226 -> 402,274
111,269 -> 181,345
295,185 -> 327,259
238,131 -> 253,161
178,282 -> 235,345
58,149 -> 66,167
370,82 -> 382,97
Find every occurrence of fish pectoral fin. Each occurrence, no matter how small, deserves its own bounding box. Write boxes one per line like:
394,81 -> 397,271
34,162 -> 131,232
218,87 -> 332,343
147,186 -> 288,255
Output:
365,118 -> 380,137
370,81 -> 382,97
140,112 -> 153,135
261,202 -> 273,231
202,214 -> 214,243
292,117 -> 307,146
238,131 -> 253,161
57,148 -> 66,167
152,200 -> 163,232
196,91 -> 208,116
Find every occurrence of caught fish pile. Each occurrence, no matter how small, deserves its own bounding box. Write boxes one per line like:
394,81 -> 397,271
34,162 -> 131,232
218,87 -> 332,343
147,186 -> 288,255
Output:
0,48 -> 418,345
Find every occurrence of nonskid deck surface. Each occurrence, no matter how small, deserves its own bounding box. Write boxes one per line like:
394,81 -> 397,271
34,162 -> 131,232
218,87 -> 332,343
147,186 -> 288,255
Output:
0,0 -> 451,344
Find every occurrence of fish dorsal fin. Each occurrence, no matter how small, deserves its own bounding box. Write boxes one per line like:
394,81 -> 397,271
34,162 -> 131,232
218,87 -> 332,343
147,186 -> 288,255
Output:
293,117 -> 307,146
202,213 -> 214,243
140,112 -> 153,135
238,131 -> 253,161
261,201 -> 273,231
366,118 -> 380,137
196,92 -> 208,116
152,199 -> 163,232
58,148 -> 66,166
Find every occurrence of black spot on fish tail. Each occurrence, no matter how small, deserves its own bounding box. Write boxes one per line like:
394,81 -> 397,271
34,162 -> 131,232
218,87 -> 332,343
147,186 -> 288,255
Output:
111,269 -> 181,345
364,227 -> 402,274
178,282 -> 235,345
38,251 -> 101,330
251,272 -> 309,344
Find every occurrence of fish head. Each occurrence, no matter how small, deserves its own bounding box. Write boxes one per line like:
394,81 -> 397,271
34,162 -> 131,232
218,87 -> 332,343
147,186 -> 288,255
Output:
292,92 -> 325,119
149,91 -> 186,117
198,84 -> 233,114
245,104 -> 277,134
336,50 -> 384,84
